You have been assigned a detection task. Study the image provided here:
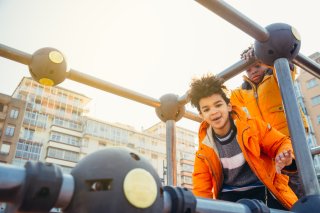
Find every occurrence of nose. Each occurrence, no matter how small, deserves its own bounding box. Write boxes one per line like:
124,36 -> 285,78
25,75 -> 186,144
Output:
209,108 -> 219,117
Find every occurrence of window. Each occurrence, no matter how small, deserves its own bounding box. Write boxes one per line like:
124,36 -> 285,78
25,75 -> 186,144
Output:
10,108 -> 19,119
306,78 -> 318,89
5,125 -> 15,137
15,141 -> 41,161
311,95 -> 320,106
0,103 -> 4,112
0,143 -> 10,154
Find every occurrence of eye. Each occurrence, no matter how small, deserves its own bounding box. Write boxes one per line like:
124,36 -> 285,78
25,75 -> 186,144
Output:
255,65 -> 261,69
215,104 -> 222,107
203,108 -> 209,112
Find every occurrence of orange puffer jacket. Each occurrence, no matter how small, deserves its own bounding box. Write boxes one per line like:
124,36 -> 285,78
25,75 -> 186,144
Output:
230,67 -> 308,137
192,106 -> 298,209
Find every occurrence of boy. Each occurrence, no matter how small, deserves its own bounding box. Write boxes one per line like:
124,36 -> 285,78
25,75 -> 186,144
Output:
189,74 -> 298,210
230,46 -> 307,198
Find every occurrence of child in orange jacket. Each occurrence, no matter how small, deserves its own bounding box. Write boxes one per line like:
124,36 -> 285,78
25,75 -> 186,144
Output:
189,74 -> 298,210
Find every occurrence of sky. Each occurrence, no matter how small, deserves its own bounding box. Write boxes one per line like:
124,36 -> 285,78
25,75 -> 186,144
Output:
0,0 -> 319,132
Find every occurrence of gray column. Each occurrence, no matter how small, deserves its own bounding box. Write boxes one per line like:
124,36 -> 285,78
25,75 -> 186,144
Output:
274,58 -> 320,196
166,120 -> 177,186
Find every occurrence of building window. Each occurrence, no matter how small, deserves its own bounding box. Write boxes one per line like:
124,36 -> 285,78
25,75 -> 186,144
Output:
15,141 -> 41,161
10,108 -> 19,119
0,143 -> 10,155
306,78 -> 318,89
317,115 -> 320,125
311,95 -> 320,106
5,125 -> 15,137
0,103 -> 4,112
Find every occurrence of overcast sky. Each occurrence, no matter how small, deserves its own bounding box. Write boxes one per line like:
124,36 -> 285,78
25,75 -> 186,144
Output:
0,0 -> 319,131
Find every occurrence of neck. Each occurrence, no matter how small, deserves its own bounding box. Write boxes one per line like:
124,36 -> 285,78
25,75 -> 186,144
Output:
214,118 -> 231,137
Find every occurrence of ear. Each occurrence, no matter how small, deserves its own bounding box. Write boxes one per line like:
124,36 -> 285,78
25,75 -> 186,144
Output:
227,102 -> 232,112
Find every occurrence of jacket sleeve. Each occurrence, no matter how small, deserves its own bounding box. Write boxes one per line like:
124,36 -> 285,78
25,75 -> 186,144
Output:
230,89 -> 245,107
192,152 -> 214,199
254,118 -> 293,159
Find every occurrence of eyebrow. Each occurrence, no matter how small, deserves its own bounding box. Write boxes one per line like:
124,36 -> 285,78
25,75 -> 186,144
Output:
200,100 -> 223,110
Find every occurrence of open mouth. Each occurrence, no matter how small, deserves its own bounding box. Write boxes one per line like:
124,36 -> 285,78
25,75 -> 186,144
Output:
212,116 -> 222,121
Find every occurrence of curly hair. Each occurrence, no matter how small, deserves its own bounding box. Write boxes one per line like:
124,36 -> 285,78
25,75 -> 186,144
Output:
189,74 -> 230,112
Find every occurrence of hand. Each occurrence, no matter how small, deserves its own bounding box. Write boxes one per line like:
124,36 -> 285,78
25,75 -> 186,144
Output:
240,45 -> 255,61
275,150 -> 293,174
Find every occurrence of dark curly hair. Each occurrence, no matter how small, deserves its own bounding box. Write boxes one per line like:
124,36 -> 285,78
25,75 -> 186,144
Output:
189,74 -> 230,112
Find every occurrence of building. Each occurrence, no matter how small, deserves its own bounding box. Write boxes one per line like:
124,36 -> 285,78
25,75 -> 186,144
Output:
11,77 -> 90,173
296,52 -> 320,144
8,77 -> 197,189
144,122 -> 196,189
295,52 -> 320,173
0,94 -> 25,163
81,118 -> 197,189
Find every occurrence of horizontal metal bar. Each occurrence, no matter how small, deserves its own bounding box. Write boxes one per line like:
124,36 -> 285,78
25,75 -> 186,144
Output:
67,69 -> 161,108
0,43 -> 32,65
217,58 -> 257,80
195,0 -> 269,42
184,110 -> 202,123
311,146 -> 320,156
294,53 -> 320,79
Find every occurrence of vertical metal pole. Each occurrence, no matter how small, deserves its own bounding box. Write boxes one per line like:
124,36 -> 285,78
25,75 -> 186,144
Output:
274,58 -> 320,196
165,120 -> 177,186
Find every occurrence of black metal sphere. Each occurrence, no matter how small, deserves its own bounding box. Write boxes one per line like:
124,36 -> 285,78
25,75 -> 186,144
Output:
29,47 -> 68,86
156,94 -> 186,122
64,147 -> 163,213
254,23 -> 301,65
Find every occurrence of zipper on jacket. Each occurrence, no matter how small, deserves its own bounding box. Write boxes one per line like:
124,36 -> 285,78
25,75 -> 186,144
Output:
196,152 -> 221,192
245,78 -> 265,120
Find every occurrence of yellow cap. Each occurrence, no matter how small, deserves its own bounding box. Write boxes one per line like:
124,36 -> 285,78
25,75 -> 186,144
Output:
49,51 -> 64,64
291,26 -> 301,41
123,168 -> 157,208
39,78 -> 54,86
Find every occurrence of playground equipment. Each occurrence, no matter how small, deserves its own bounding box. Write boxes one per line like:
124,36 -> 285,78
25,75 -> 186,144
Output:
1,0 -> 320,212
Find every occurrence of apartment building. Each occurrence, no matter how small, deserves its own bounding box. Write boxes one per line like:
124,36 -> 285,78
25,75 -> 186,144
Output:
11,77 -> 90,173
295,52 -> 320,172
145,122 -> 196,189
0,93 -> 25,163
296,52 -> 320,144
7,77 -> 197,189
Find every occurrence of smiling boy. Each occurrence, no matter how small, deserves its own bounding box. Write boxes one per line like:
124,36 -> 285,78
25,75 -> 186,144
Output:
189,74 -> 298,210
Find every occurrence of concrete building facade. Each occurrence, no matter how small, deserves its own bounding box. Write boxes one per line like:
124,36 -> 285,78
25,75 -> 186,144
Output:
0,94 -> 25,163
7,77 -> 197,189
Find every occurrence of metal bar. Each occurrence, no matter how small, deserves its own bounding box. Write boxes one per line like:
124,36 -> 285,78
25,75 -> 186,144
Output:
311,146 -> 320,156
184,110 -> 202,123
165,120 -> 177,186
217,58 -> 257,80
164,190 -> 291,213
294,53 -> 320,79
55,174 -> 75,209
195,0 -> 269,42
0,164 -> 25,202
274,58 -> 320,196
0,43 -> 32,65
67,69 -> 161,108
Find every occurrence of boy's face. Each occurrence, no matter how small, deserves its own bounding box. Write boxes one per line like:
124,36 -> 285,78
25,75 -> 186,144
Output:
199,93 -> 232,136
246,62 -> 268,84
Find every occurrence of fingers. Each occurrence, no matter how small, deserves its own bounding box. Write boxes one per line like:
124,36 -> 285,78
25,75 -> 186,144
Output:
275,150 -> 293,174
240,46 -> 255,61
